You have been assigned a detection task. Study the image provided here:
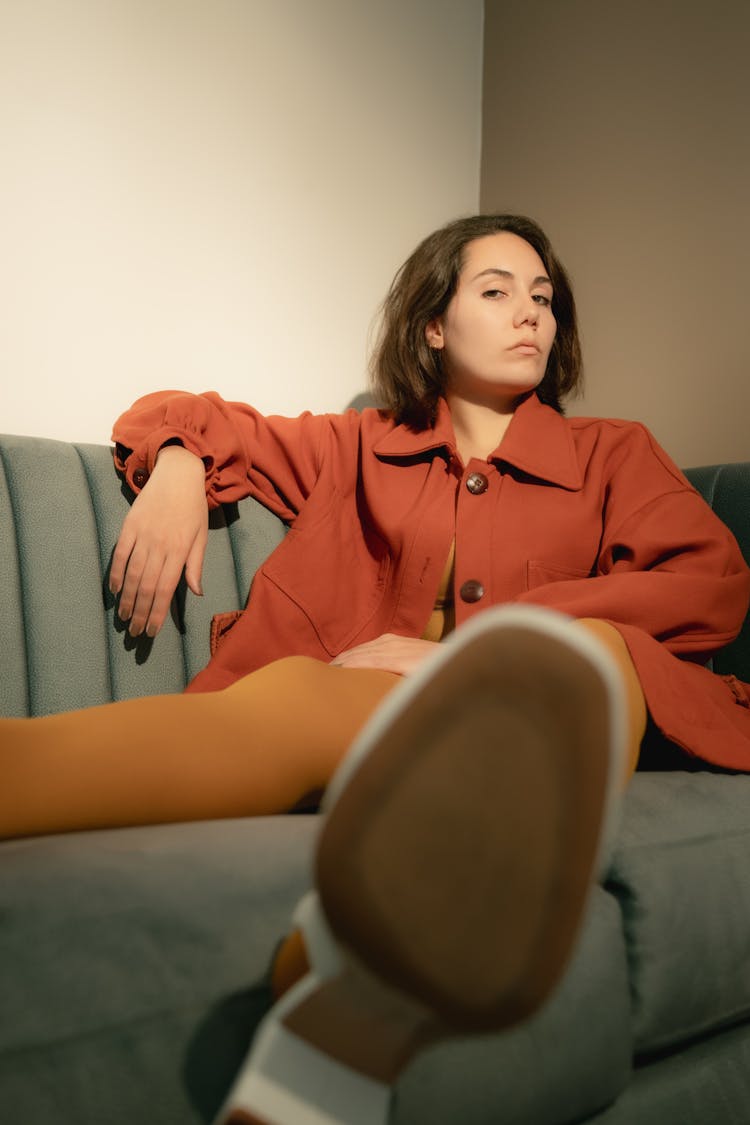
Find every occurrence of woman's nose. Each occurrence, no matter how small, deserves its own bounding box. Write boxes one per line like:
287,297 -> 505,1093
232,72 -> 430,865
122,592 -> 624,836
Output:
513,296 -> 539,327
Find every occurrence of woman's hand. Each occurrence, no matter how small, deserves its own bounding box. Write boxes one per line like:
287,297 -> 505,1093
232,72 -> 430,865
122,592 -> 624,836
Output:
109,445 -> 209,638
331,634 -> 440,676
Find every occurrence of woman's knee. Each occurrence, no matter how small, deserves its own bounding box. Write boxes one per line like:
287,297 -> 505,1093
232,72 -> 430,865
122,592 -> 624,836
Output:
575,617 -> 647,781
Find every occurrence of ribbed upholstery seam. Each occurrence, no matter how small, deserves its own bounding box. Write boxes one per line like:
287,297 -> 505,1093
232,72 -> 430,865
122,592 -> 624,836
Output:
226,509 -> 246,610
703,466 -> 720,508
178,508 -> 242,689
685,464 -> 719,508
0,444 -> 31,716
73,444 -> 115,703
178,581 -> 190,689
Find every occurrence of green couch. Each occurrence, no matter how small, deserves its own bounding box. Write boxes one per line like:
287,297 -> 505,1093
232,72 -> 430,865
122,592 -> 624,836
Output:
2,432 -> 750,1125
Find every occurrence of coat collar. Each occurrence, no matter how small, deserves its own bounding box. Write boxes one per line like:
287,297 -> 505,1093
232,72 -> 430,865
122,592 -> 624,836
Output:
372,393 -> 583,491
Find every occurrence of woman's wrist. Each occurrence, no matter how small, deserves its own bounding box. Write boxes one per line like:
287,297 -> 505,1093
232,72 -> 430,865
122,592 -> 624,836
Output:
155,442 -> 205,471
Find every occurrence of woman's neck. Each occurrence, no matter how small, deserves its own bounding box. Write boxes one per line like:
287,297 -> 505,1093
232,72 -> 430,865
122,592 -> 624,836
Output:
446,391 -> 522,464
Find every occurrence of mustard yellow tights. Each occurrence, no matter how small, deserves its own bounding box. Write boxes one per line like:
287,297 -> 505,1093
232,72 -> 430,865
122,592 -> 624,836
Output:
1,620 -> 646,840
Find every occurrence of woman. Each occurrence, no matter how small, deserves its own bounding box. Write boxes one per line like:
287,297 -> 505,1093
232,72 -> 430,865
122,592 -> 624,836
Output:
4,214 -> 750,1123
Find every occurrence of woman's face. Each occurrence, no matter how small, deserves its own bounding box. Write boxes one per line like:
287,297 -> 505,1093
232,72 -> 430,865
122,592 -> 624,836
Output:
427,232 -> 557,405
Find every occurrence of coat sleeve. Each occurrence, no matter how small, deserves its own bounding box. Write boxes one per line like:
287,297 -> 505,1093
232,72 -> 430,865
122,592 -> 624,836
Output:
516,424 -> 750,661
111,389 -> 340,519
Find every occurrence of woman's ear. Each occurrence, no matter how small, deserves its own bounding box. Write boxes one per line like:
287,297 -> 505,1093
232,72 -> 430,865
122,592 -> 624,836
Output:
425,318 -> 444,349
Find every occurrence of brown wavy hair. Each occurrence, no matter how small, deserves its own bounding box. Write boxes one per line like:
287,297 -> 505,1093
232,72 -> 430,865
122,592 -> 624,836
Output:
369,213 -> 583,428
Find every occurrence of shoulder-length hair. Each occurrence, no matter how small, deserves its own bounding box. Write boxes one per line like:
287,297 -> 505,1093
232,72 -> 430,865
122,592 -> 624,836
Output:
369,213 -> 583,429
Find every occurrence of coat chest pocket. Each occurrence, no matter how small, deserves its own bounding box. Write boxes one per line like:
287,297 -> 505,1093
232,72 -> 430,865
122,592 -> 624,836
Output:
525,559 -> 593,591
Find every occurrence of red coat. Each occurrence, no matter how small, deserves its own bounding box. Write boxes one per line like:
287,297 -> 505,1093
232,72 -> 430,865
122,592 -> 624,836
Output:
113,390 -> 750,770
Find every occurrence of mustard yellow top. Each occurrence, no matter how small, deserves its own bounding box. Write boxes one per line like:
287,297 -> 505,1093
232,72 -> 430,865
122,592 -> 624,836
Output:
420,541 -> 456,642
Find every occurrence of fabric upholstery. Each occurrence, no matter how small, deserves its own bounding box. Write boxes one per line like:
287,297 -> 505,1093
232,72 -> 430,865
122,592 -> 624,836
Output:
684,463 -> 750,679
607,772 -> 750,1054
0,816 -> 318,1124
0,824 -> 633,1125
589,1019 -> 750,1125
393,889 -> 632,1125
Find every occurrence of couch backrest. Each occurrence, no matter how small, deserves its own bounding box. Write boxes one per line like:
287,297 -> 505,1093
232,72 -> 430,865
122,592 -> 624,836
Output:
684,462 -> 750,681
2,433 -> 749,716
0,434 -> 284,716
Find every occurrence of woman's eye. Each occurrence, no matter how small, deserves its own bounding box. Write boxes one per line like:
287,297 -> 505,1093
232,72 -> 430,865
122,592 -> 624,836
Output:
482,288 -> 506,299
533,294 -> 552,307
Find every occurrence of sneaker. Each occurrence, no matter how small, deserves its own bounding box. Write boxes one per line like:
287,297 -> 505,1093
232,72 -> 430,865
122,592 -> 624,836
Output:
214,605 -> 626,1125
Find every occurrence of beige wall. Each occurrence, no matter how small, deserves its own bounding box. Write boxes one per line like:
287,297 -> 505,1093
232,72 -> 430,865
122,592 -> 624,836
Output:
481,0 -> 750,467
1,0 -> 482,443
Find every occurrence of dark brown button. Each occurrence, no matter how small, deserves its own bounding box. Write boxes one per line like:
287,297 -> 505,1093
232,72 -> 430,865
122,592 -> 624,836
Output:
466,471 -> 489,495
132,468 -> 149,488
459,579 -> 485,603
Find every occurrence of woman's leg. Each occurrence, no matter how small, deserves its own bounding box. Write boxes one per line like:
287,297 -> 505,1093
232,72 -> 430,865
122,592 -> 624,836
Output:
2,616 -> 646,840
1,658 -> 399,839
575,618 -> 648,781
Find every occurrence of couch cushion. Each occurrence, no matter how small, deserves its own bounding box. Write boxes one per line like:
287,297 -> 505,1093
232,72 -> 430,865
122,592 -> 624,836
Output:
606,771 -> 750,1056
1,819 -> 633,1125
587,1018 -> 750,1125
393,887 -> 633,1125
0,815 -> 318,1124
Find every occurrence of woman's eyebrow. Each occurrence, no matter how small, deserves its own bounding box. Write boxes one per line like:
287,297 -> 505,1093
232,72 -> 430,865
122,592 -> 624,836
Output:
471,267 -> 553,288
